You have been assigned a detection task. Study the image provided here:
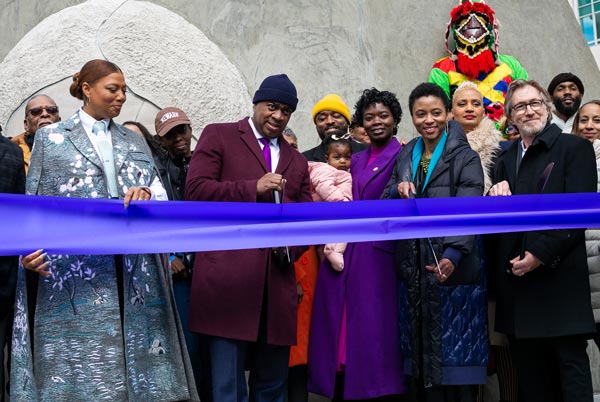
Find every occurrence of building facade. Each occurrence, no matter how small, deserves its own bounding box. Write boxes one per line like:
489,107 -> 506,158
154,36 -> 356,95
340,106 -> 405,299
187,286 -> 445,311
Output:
569,0 -> 600,68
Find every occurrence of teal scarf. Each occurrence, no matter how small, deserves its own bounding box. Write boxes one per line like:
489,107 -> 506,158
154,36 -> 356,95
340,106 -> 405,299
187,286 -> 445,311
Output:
411,132 -> 448,192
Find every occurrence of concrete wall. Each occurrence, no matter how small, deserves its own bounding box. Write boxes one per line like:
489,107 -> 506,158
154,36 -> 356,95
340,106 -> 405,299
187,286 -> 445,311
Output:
1,0 -> 598,149
1,0 -> 600,398
0,0 -> 251,144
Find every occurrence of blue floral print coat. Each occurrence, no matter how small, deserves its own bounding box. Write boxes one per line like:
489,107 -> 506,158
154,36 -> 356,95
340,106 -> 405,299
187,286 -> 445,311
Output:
11,112 -> 198,402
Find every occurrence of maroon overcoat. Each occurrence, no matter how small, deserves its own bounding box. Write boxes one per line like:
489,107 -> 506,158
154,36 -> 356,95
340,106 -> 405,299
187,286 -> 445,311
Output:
185,117 -> 312,345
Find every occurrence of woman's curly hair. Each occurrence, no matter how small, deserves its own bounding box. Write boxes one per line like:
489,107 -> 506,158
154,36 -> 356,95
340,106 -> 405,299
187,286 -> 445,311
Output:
353,88 -> 402,136
408,83 -> 451,114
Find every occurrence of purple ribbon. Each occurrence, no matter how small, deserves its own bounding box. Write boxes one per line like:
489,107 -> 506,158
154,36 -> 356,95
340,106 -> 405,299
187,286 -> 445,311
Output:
1,192 -> 599,256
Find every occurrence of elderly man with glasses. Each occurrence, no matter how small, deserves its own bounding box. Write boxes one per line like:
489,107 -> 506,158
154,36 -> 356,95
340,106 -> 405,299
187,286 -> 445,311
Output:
489,79 -> 597,402
11,94 -> 61,173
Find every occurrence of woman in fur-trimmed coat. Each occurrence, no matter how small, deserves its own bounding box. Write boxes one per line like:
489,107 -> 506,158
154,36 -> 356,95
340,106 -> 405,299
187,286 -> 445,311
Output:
452,81 -> 516,402
451,82 -> 501,193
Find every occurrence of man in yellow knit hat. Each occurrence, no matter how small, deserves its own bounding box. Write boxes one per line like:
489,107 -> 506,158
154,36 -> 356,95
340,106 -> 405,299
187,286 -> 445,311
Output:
302,94 -> 366,162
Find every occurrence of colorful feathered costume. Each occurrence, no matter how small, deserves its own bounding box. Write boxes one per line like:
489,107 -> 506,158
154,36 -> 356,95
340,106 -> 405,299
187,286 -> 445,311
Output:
429,0 -> 528,126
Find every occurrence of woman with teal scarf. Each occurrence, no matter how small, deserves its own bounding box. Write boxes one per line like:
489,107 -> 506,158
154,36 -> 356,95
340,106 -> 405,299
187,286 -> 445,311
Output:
385,83 -> 487,402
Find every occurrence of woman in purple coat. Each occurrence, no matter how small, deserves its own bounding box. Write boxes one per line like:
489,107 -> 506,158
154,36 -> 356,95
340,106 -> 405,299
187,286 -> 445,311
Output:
308,88 -> 406,401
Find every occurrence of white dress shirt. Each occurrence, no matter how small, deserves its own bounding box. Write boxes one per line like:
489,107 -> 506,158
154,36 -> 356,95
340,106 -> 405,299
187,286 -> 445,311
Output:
78,108 -> 167,200
248,117 -> 280,172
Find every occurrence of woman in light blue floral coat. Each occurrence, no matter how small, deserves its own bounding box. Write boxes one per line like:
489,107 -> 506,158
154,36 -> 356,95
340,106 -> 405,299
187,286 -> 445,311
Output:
11,59 -> 199,402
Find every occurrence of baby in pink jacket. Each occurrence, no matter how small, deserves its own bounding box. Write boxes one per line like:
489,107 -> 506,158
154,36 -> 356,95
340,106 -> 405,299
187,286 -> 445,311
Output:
307,134 -> 352,271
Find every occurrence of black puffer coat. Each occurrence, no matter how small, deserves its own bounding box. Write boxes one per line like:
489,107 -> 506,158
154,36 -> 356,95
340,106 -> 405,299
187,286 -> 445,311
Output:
386,121 -> 487,386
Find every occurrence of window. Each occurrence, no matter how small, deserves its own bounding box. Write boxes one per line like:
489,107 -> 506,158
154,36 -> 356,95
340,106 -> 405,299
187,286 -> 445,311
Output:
582,15 -> 595,43
579,0 -> 600,45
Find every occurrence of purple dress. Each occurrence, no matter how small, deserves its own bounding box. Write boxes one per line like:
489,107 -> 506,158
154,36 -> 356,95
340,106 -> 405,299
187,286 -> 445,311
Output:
308,138 -> 406,399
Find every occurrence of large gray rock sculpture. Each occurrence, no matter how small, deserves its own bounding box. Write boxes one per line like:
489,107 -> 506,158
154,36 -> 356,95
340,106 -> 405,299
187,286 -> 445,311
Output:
0,0 -> 251,144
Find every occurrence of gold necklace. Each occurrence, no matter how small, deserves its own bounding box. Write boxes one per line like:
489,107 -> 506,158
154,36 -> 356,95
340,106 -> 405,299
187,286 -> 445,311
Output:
420,155 -> 431,174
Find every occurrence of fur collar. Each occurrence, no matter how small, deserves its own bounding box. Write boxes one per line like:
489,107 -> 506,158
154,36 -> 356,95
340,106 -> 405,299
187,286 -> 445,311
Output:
465,117 -> 502,193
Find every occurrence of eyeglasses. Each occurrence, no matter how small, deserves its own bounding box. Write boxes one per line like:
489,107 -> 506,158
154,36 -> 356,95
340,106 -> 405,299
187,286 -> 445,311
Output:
511,100 -> 544,115
27,106 -> 59,117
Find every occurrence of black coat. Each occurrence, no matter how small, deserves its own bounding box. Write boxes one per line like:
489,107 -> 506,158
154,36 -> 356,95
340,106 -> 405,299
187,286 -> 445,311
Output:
154,153 -> 190,201
0,136 -> 25,318
386,121 -> 485,256
386,121 -> 487,385
492,123 -> 597,338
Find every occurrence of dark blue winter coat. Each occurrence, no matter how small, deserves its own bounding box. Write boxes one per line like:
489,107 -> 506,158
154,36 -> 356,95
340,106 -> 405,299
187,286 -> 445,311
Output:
385,121 -> 488,386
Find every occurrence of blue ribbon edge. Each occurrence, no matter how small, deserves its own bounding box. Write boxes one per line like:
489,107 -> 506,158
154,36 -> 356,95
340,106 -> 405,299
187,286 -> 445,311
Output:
1,192 -> 598,255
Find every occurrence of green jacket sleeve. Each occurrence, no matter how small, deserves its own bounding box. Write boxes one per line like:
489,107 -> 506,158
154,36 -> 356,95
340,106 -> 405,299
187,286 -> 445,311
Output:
498,53 -> 528,80
428,67 -> 451,98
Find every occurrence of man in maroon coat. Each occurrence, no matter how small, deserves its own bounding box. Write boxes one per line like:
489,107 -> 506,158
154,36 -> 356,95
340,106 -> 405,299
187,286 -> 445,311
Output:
185,74 -> 311,402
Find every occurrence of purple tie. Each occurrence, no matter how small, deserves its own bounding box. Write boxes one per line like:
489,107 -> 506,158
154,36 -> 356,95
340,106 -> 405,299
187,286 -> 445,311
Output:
259,137 -> 272,171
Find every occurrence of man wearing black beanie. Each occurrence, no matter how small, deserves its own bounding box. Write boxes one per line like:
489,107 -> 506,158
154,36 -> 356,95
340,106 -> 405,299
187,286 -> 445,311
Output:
548,72 -> 585,133
185,74 -> 312,402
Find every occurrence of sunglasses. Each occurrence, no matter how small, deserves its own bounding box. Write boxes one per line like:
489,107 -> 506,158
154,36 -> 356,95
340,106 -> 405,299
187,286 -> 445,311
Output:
27,106 -> 59,117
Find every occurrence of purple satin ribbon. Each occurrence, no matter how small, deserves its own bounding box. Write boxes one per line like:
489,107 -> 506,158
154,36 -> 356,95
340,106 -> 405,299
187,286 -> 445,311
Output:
259,137 -> 272,171
1,192 -> 599,256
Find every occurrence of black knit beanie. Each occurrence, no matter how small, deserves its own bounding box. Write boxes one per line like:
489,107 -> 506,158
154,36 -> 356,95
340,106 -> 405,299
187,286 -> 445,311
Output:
547,72 -> 584,96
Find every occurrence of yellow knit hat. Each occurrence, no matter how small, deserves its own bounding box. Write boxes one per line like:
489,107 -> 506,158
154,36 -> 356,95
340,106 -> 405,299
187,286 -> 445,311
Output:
311,94 -> 351,123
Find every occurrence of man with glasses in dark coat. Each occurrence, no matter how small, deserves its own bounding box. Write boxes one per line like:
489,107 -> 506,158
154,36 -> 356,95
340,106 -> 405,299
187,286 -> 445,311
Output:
489,79 -> 597,402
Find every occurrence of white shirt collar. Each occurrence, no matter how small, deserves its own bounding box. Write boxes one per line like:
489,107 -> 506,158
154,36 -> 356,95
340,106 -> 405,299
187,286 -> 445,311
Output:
78,107 -> 111,136
248,117 -> 278,146
551,112 -> 575,133
247,117 -> 280,172
519,138 -> 528,157
78,108 -> 113,156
